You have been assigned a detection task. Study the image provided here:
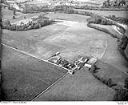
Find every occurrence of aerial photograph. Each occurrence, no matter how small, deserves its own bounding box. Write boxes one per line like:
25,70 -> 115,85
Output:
1,0 -> 128,101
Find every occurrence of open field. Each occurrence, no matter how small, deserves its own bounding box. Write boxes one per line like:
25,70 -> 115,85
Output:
34,66 -> 115,101
2,13 -> 108,63
2,45 -> 67,100
2,8 -> 128,100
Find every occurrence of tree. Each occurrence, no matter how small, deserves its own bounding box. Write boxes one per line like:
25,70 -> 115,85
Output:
3,20 -> 11,26
13,15 -> 16,19
119,0 -> 126,7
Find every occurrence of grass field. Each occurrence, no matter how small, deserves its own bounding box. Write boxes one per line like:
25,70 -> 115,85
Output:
2,45 -> 67,100
34,66 -> 115,101
2,13 -> 108,63
2,8 -> 128,100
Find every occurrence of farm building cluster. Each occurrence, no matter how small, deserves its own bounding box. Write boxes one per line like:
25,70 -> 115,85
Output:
48,52 -> 97,74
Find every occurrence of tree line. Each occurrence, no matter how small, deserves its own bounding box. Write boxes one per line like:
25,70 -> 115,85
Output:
102,0 -> 128,8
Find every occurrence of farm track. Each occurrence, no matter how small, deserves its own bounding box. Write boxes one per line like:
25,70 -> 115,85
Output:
1,43 -> 71,72
1,43 -> 68,100
2,9 -> 128,100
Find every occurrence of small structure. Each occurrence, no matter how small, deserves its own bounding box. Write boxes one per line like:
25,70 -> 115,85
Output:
87,57 -> 97,65
48,55 -> 62,65
74,57 -> 89,70
84,57 -> 97,69
68,56 -> 89,74
50,52 -> 60,58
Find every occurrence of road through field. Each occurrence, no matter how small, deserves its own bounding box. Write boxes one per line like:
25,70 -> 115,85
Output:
2,12 -> 128,101
87,23 -> 128,73
2,13 -> 110,100
2,44 -> 67,100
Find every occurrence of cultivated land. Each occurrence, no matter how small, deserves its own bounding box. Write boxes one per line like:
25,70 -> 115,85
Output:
2,45 -> 67,101
1,8 -> 128,100
2,12 -> 108,62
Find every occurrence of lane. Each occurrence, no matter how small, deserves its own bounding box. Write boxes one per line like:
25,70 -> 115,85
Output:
87,23 -> 128,73
2,11 -> 128,101
33,67 -> 115,101
2,45 -> 67,100
101,33 -> 128,73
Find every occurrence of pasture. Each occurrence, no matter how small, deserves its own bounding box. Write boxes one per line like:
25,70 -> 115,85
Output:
2,8 -> 128,101
2,13 -> 108,63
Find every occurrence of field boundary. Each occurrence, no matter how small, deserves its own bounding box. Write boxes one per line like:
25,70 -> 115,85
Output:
2,43 -> 71,72
32,72 -> 68,101
2,43 -> 70,100
99,40 -> 108,59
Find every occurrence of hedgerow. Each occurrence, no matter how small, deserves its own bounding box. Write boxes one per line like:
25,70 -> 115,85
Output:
2,15 -> 54,31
